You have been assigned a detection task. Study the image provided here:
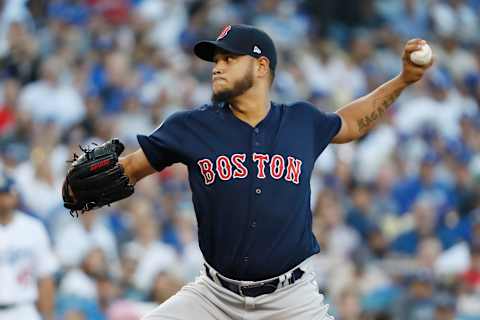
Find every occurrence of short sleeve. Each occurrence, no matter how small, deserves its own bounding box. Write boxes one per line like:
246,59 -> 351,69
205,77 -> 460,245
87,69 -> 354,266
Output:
34,223 -> 59,278
312,106 -> 341,157
137,111 -> 189,171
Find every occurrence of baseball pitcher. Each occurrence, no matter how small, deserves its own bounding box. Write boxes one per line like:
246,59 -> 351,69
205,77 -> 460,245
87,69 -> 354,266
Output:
63,25 -> 432,319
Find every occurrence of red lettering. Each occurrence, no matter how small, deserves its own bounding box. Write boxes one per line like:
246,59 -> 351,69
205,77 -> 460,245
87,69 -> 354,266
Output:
231,154 -> 248,178
253,153 -> 269,179
270,155 -> 285,179
285,157 -> 302,184
199,154 -> 302,185
197,159 -> 215,185
216,156 -> 232,180
90,159 -> 110,172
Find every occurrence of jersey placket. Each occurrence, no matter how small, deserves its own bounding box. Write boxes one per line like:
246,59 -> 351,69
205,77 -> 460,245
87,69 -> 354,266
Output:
251,126 -> 264,225
240,126 -> 266,271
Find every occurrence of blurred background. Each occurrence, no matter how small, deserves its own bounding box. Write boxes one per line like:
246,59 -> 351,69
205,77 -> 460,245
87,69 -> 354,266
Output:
0,0 -> 480,319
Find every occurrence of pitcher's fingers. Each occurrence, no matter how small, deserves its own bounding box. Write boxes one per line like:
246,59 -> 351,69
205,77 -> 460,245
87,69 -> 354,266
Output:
406,38 -> 426,45
404,42 -> 426,54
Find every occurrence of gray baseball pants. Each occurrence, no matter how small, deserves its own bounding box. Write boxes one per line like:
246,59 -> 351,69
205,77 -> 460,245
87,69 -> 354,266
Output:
142,256 -> 333,320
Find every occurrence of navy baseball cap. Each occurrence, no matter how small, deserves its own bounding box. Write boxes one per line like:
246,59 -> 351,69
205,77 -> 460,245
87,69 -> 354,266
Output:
194,24 -> 277,72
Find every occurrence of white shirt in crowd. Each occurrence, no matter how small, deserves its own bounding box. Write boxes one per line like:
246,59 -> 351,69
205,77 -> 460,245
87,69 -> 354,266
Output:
14,162 -> 63,220
18,80 -> 85,129
0,211 -> 58,304
59,268 -> 98,300
394,90 -> 477,139
124,241 -> 177,292
55,218 -> 118,269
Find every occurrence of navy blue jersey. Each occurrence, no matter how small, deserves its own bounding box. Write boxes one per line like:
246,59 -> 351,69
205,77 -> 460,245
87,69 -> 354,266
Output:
137,101 -> 341,281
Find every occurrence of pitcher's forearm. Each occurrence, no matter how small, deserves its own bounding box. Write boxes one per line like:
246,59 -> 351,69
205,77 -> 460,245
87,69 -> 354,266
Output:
336,75 -> 407,140
119,149 -> 156,185
333,39 -> 433,143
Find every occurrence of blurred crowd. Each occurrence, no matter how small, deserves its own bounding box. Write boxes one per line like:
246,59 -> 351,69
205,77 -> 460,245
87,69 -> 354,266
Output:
0,0 -> 480,319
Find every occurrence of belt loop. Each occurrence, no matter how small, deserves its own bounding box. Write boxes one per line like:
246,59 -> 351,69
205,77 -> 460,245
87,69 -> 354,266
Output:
284,271 -> 293,287
281,273 -> 290,288
278,274 -> 286,288
212,272 -> 222,286
205,264 -> 222,286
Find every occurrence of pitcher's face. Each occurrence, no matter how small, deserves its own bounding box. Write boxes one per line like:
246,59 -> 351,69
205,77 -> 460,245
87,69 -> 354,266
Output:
211,52 -> 255,103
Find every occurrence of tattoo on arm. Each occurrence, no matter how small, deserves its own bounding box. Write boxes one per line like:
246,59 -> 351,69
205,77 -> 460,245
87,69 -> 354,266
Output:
357,88 -> 402,133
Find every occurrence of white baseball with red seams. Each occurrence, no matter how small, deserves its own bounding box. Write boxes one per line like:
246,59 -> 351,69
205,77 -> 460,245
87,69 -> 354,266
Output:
410,43 -> 432,66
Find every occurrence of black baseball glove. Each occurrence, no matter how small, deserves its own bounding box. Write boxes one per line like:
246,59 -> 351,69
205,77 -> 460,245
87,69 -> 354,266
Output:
62,139 -> 134,217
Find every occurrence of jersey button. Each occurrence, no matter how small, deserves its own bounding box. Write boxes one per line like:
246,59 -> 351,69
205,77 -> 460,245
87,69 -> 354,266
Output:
255,188 -> 262,195
251,221 -> 257,228
243,256 -> 249,263
254,128 -> 259,134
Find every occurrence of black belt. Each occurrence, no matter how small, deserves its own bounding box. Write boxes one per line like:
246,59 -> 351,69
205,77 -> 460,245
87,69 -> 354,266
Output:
204,265 -> 304,297
0,304 -> 16,310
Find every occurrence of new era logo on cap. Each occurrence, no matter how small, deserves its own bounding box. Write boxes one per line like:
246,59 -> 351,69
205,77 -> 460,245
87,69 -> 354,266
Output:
253,46 -> 261,54
216,25 -> 231,40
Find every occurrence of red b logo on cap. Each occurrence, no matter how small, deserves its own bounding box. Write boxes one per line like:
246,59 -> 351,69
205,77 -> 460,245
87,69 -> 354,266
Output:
217,25 -> 231,40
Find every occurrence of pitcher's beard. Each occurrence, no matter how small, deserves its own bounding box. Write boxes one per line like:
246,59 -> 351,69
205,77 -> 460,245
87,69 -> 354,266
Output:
211,69 -> 254,104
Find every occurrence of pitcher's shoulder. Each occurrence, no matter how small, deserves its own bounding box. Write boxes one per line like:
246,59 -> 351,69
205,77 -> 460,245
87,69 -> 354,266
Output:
161,104 -> 217,123
284,101 -> 317,111
279,101 -> 320,117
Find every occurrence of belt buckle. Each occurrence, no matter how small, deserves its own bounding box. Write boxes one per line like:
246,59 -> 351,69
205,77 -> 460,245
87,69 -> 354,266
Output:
239,282 -> 264,297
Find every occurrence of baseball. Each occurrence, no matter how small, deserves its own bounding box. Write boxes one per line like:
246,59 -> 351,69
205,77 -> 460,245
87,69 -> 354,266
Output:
410,43 -> 432,66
